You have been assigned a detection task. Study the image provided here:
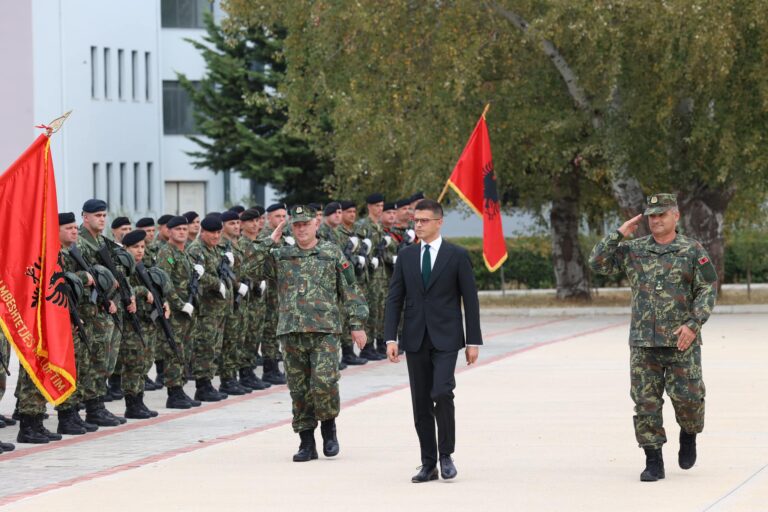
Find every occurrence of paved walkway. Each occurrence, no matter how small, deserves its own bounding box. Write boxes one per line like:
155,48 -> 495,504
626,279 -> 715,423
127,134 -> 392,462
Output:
1,314 -> 766,511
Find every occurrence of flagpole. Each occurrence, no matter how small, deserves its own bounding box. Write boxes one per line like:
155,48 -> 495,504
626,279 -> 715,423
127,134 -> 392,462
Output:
37,110 -> 73,137
437,104 -> 490,204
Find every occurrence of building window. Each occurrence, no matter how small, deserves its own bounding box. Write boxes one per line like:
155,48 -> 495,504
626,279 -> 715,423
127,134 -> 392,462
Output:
145,52 -> 152,101
131,51 -> 138,101
133,162 -> 140,210
161,0 -> 213,29
90,46 -> 98,99
117,49 -> 124,100
103,48 -> 111,99
119,162 -> 126,209
223,170 -> 231,204
147,162 -> 153,211
162,80 -> 199,135
92,163 -> 99,197
106,162 -> 113,208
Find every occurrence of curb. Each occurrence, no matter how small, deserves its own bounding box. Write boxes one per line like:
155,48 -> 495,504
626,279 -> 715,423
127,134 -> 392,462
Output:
480,304 -> 768,317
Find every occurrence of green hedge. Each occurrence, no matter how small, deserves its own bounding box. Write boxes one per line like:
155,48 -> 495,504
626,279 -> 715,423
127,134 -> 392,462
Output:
448,231 -> 768,290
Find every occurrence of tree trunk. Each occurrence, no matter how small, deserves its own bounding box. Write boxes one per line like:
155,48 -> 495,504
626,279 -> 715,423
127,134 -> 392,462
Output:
550,168 -> 591,300
678,184 -> 735,291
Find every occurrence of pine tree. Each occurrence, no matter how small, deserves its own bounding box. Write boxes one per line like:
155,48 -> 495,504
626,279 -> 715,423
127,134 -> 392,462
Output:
178,14 -> 331,205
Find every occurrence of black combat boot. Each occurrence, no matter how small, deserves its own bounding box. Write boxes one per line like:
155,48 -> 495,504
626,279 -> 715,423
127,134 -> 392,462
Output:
293,429 -> 319,462
16,414 -> 49,444
376,339 -> 388,355
262,358 -> 287,385
0,413 -> 16,426
255,354 -> 264,367
108,374 -> 124,400
360,343 -> 386,361
57,408 -> 87,435
640,448 -> 665,482
338,358 -> 348,371
182,388 -> 202,407
679,430 -> 697,469
194,379 -> 228,402
154,360 -> 165,387
84,398 -> 121,427
239,367 -> 271,390
166,386 -> 192,409
74,411 -> 99,432
35,414 -> 62,441
320,419 -> 339,457
0,440 -> 15,452
341,345 -> 367,366
137,393 -> 158,417
124,394 -> 152,420
219,378 -> 249,396
144,375 -> 159,391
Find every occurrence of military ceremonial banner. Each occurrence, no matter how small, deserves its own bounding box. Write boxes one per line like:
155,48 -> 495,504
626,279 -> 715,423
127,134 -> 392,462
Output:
445,111 -> 508,271
0,134 -> 76,404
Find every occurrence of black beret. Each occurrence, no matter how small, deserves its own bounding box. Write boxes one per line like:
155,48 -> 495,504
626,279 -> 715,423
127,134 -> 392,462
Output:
340,200 -> 357,210
383,202 -> 396,212
229,205 -> 246,214
266,203 -> 287,213
58,212 -> 76,226
323,202 -> 342,216
135,217 -> 155,228
395,198 -> 411,208
221,211 -> 239,222
252,205 -> 265,215
157,214 -> 173,226
207,211 -> 221,217
82,199 -> 107,213
366,193 -> 385,204
240,209 -> 261,221
409,191 -> 425,202
182,211 -> 199,223
308,202 -> 322,212
167,216 -> 188,229
201,215 -> 223,232
111,217 -> 130,230
122,230 -> 147,247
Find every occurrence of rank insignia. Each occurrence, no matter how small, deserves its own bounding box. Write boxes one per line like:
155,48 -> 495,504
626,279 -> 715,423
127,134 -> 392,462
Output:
650,196 -> 658,204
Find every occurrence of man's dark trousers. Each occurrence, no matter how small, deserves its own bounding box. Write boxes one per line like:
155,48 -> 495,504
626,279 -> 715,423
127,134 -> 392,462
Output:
406,331 -> 458,467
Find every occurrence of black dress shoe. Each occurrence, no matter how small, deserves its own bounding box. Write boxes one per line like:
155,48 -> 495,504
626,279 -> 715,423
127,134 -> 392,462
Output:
439,455 -> 457,479
411,465 -> 438,483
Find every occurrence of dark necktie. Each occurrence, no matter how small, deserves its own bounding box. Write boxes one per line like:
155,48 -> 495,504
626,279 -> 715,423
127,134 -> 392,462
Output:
422,244 -> 431,287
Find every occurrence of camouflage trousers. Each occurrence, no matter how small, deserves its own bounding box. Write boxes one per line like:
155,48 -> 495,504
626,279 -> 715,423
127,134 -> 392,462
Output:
243,299 -> 264,368
14,365 -> 47,415
55,330 -> 85,412
107,313 -> 124,376
118,322 -> 155,396
630,345 -> 706,449
221,308 -> 247,380
162,311 -> 194,388
280,332 -> 341,433
191,308 -> 227,381
366,271 -> 387,341
260,306 -> 282,360
80,309 -> 115,401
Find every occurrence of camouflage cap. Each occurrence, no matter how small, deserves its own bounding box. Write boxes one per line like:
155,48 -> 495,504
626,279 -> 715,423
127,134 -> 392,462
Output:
289,204 -> 314,224
644,193 -> 678,215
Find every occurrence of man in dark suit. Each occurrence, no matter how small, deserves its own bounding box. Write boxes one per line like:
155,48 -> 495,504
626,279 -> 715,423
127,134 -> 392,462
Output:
384,199 -> 483,483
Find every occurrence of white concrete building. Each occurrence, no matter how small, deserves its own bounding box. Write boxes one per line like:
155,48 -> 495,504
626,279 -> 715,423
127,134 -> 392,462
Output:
0,0 -> 260,221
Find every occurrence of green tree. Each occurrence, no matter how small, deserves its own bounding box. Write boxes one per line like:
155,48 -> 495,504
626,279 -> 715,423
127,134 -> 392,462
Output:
179,14 -> 332,205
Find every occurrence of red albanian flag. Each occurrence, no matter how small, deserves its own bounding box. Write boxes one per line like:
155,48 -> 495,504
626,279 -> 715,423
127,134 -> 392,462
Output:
447,115 -> 508,271
0,135 -> 76,404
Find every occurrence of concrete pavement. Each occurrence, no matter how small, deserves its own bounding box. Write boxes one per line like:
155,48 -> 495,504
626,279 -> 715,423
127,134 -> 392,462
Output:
0,314 -> 766,511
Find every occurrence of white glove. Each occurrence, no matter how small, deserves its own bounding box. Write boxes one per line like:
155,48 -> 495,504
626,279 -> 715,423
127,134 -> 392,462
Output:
355,255 -> 366,268
370,257 -> 379,270
238,283 -> 249,297
284,236 -> 295,246
406,229 -> 416,243
383,235 -> 392,246
349,236 -> 360,251
219,282 -> 227,299
362,238 -> 372,254
392,255 -> 397,265
224,251 -> 234,266
181,303 -> 194,317
193,264 -> 205,278
259,280 -> 266,294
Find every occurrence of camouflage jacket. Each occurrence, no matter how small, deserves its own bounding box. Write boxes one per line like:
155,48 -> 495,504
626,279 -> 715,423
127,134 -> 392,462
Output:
589,232 -> 717,347
185,238 -> 232,316
156,243 -> 193,312
317,222 -> 341,246
237,235 -> 267,284
268,240 -> 368,336
75,226 -> 121,308
354,217 -> 392,280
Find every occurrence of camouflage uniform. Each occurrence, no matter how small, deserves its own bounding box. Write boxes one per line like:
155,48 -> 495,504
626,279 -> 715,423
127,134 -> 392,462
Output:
335,224 -> 368,355
156,243 -> 196,388
76,226 -> 116,402
117,274 -> 154,396
186,238 -> 232,381
237,235 -> 267,371
589,211 -> 717,449
258,228 -> 292,376
220,237 -> 246,383
269,219 -> 368,433
355,217 -> 395,345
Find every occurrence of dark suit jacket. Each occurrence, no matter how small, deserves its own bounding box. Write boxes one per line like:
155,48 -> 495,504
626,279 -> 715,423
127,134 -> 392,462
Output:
384,240 -> 482,352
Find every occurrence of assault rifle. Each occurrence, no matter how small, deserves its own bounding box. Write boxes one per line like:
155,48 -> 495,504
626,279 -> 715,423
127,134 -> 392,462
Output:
134,262 -> 188,372
60,276 -> 91,355
96,243 -> 146,348
67,245 -> 121,325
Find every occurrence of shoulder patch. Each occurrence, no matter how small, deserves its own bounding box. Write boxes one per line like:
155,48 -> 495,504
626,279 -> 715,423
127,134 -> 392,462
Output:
697,254 -> 718,283
338,260 -> 354,285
